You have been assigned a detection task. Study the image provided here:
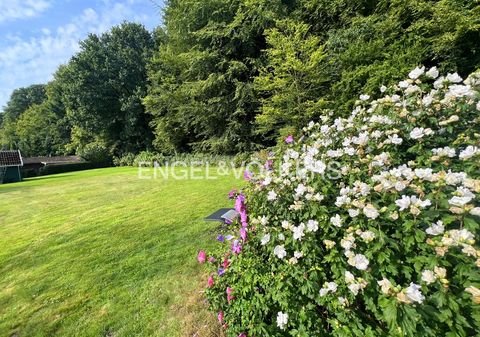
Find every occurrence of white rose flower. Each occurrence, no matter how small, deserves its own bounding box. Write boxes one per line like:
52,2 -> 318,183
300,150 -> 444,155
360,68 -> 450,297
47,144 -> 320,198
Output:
399,80 -> 410,88
432,147 -> 456,158
295,183 -> 307,197
281,220 -> 291,230
459,145 -> 479,160
377,278 -> 393,294
288,257 -> 298,265
260,216 -> 268,226
426,66 -> 439,79
324,240 -> 336,249
263,176 -> 272,186
348,208 -> 360,218
348,254 -> 369,270
277,312 -> 288,330
338,296 -> 348,306
380,85 -> 387,93
421,270 -> 436,284
405,283 -> 425,304
394,181 -> 407,191
388,134 -> 403,145
261,233 -> 271,246
363,204 -> 379,219
345,271 -> 355,283
434,266 -> 447,279
477,101 -> 480,111
292,223 -> 306,241
422,95 -> 433,106
470,207 -> 480,216
360,230 -> 376,242
448,196 -> 472,207
434,76 -> 445,89
410,196 -> 431,209
446,72 -> 462,83
330,214 -> 343,227
409,66 -> 425,80
294,251 -> 303,259
396,195 -> 411,211
410,127 -> 433,139
274,245 -> 287,259
360,94 -> 370,101
267,190 -> 277,201
306,219 -> 319,232
426,220 -> 445,236
348,283 -> 361,296
319,288 -> 329,297
326,282 -> 338,293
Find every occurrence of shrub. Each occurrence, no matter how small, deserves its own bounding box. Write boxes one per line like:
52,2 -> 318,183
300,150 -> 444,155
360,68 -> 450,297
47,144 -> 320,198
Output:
113,153 -> 136,167
78,141 -> 112,165
200,67 -> 480,336
132,151 -> 165,167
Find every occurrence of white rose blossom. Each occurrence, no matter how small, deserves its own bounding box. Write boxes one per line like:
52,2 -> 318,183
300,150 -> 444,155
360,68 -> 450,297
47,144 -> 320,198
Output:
426,220 -> 445,236
330,214 -> 343,227
267,190 -> 277,201
363,204 -> 379,219
274,245 -> 287,259
348,254 -> 370,271
409,66 -> 425,80
405,283 -> 425,304
306,219 -> 319,232
277,312 -> 288,330
292,223 -> 306,241
426,66 -> 439,79
421,270 -> 436,284
261,233 -> 271,246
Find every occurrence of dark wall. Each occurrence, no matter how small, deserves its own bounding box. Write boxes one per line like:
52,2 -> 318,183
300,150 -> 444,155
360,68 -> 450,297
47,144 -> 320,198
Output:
3,166 -> 22,183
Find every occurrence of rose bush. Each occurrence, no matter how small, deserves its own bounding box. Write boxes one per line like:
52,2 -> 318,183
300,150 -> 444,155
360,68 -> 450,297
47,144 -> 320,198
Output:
199,67 -> 480,336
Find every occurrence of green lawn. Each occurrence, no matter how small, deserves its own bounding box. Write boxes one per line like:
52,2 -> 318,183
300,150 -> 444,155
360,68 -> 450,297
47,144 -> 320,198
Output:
0,167 -> 240,337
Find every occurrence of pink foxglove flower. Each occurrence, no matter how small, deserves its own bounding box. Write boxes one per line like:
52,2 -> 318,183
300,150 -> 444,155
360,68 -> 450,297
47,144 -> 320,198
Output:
226,287 -> 234,303
207,275 -> 214,288
217,311 -> 224,323
232,240 -> 242,254
240,227 -> 247,241
197,250 -> 206,263
285,135 -> 294,144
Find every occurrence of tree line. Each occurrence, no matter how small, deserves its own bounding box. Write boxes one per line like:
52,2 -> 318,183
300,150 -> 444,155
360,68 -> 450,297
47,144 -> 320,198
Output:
1,0 -> 479,159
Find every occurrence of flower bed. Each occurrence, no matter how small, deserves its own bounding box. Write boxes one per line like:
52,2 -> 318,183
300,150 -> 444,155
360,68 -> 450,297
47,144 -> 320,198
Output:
199,67 -> 480,336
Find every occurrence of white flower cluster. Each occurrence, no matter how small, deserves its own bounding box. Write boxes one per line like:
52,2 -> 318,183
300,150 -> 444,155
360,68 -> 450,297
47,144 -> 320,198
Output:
345,271 -> 368,296
254,66 -> 480,310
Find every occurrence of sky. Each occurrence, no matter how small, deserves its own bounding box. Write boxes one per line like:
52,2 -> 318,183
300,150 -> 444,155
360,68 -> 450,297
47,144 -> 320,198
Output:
0,0 -> 165,109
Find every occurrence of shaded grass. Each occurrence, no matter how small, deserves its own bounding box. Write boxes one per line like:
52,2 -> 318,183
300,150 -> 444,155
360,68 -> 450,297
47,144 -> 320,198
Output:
0,167 -> 240,336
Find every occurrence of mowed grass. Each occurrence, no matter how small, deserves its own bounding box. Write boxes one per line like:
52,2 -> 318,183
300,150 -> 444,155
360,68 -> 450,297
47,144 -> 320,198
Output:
0,167 -> 241,337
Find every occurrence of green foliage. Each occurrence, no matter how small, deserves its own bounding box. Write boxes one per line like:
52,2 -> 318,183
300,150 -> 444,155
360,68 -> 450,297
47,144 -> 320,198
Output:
201,68 -> 480,336
254,19 -> 328,140
144,0 -> 290,154
58,22 -> 155,156
0,84 -> 47,150
78,141 -> 112,165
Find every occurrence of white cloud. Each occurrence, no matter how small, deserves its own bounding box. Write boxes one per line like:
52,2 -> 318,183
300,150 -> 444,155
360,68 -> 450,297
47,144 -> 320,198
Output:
0,0 -> 52,23
0,1 -> 160,109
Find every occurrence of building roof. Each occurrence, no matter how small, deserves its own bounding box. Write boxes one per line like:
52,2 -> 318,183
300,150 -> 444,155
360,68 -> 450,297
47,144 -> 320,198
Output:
22,156 -> 85,165
0,150 -> 23,167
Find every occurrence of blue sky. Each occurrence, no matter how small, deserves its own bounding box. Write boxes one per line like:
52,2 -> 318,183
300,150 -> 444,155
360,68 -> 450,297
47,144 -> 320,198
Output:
0,0 -> 165,109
